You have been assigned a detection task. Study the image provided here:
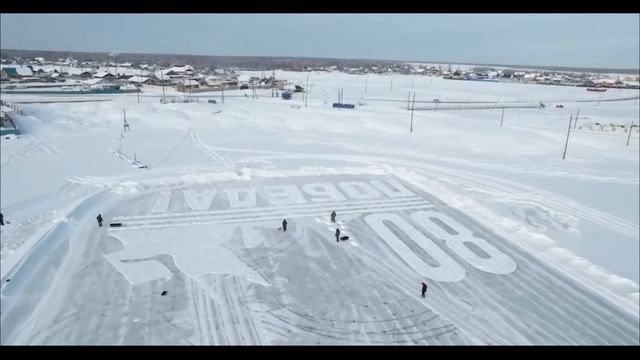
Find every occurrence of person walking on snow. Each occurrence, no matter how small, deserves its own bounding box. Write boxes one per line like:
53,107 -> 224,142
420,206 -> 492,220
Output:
330,210 -> 336,223
421,281 -> 428,298
0,212 -> 4,226
335,228 -> 341,242
282,218 -> 287,232
97,214 -> 103,227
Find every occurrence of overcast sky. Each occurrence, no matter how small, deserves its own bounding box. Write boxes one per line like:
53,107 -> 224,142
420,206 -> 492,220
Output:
1,14 -> 638,69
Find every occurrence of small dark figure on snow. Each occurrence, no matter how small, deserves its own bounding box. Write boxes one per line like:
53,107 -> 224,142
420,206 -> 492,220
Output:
330,211 -> 336,223
282,218 -> 287,232
0,212 -> 4,226
421,281 -> 428,298
335,228 -> 341,242
97,214 -> 103,227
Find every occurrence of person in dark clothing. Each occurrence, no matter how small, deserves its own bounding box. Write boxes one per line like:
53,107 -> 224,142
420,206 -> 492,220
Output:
97,214 -> 103,227
0,212 -> 4,226
330,211 -> 336,223
282,218 -> 287,232
421,282 -> 428,298
335,228 -> 341,242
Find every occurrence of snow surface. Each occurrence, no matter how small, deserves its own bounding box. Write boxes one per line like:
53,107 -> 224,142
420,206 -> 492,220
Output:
1,72 -> 638,345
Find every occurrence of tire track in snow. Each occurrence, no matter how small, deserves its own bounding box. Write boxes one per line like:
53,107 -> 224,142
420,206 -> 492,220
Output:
229,276 -> 261,344
337,207 -> 600,344
201,275 -> 261,345
365,204 -> 639,344
190,128 -> 235,170
189,279 -> 211,345
234,276 -> 263,345
116,199 -> 429,227
504,248 -> 639,343
108,204 -> 433,232
408,166 -> 639,239
442,200 -> 640,341
114,196 -> 423,222
265,309 -> 457,344
109,200 -> 434,231
217,276 -> 242,344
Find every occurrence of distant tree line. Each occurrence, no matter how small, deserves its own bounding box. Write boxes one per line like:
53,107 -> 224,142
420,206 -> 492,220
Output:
0,49 -> 400,71
1,49 -> 638,75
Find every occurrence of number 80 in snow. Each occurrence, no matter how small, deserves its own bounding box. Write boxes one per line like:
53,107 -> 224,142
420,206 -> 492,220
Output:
365,211 -> 517,282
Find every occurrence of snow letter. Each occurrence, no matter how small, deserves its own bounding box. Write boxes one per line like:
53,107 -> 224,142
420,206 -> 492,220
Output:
226,188 -> 257,208
301,182 -> 347,202
338,181 -> 382,200
261,185 -> 306,205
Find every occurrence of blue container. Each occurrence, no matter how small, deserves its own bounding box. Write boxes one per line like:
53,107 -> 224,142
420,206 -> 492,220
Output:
1,128 -> 20,136
332,103 -> 355,109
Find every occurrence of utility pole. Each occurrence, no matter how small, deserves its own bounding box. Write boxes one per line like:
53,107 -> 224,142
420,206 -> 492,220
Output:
573,108 -> 580,129
305,73 -> 310,108
337,88 -> 344,108
161,70 -> 166,104
390,77 -> 393,91
500,108 -> 505,127
221,84 -> 225,103
562,114 -> 573,160
407,91 -> 411,110
137,67 -> 141,104
410,92 -> 416,133
123,109 -> 130,133
364,74 -> 368,94
626,121 -> 634,146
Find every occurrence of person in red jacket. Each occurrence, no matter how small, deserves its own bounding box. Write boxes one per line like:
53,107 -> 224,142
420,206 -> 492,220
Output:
421,281 -> 428,298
